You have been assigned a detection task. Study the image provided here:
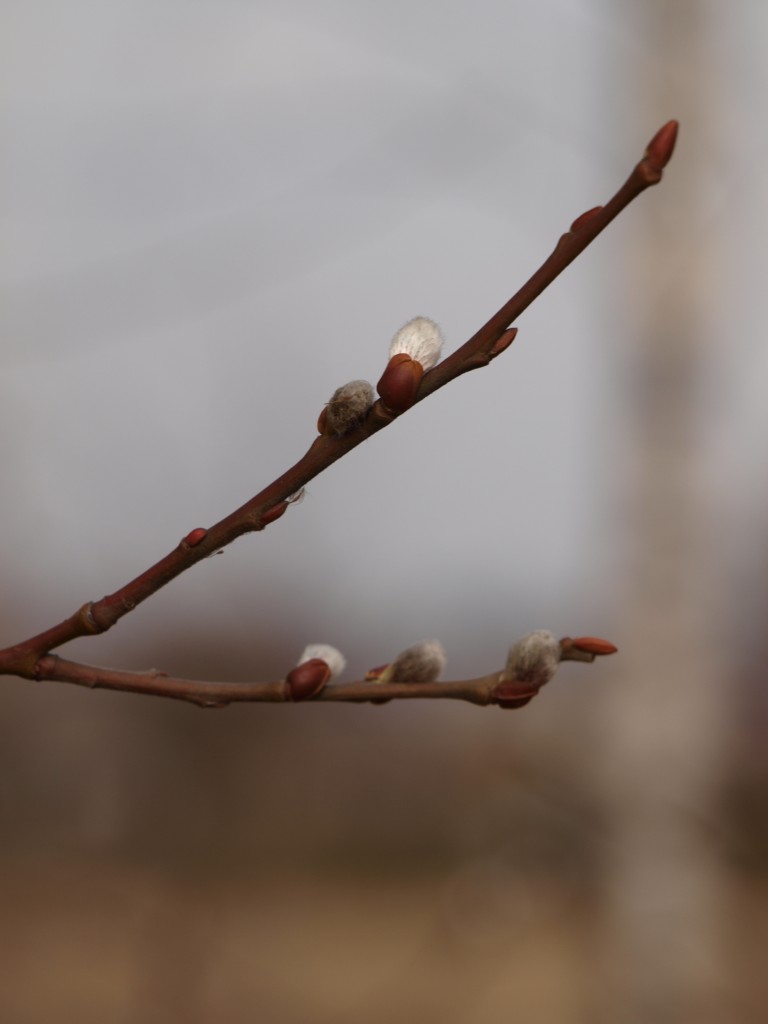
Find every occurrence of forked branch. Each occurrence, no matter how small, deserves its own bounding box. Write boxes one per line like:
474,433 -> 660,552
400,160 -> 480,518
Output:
0,121 -> 677,706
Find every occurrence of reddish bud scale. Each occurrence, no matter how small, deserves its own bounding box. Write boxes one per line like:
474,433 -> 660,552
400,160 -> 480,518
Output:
317,406 -> 329,434
644,120 -> 679,172
376,354 -> 424,414
490,327 -> 518,358
570,206 -> 604,233
365,663 -> 393,704
183,528 -> 208,547
285,658 -> 331,701
571,636 -> 618,656
365,664 -> 389,681
262,502 -> 288,526
494,680 -> 539,710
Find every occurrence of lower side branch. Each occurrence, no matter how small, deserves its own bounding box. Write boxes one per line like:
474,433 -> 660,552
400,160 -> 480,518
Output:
30,633 -> 615,710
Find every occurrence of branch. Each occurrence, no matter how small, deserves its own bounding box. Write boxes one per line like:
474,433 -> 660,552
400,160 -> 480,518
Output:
0,121 -> 677,688
31,635 -> 617,709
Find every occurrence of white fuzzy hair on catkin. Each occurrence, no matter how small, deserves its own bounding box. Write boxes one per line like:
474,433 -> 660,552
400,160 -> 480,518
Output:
324,379 -> 374,435
298,644 -> 346,679
389,317 -> 444,370
504,630 -> 560,686
389,639 -> 446,682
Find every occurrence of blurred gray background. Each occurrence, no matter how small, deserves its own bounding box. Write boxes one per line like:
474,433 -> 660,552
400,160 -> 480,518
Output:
1,2 -> 766,1022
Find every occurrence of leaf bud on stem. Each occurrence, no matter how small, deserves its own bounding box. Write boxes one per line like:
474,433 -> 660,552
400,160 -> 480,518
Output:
261,502 -> 289,526
182,527 -> 208,548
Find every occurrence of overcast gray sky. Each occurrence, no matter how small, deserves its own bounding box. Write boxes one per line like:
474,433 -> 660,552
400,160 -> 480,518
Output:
0,0 -> 763,689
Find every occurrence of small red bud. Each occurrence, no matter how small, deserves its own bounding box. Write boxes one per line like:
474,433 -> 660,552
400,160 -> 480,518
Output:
644,120 -> 678,172
285,658 -> 331,701
570,206 -> 604,233
262,502 -> 288,526
183,528 -> 208,547
376,354 -> 424,414
365,664 -> 389,681
494,680 -> 539,710
570,636 -> 618,656
366,663 -> 393,704
490,327 -> 518,358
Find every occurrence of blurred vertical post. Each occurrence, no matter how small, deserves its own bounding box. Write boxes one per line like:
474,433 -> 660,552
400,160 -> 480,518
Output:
596,3 -> 729,1022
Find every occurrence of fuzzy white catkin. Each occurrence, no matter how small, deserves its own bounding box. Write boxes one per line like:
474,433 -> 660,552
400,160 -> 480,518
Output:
389,317 -> 444,370
503,630 -> 561,686
388,639 -> 446,683
298,644 -> 346,679
324,379 -> 374,435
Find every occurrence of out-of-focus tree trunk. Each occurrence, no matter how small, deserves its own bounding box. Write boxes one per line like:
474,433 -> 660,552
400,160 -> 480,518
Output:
596,3 -> 729,1021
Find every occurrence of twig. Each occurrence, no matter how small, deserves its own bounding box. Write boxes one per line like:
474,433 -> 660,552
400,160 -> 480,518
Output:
31,636 -> 615,709
0,121 -> 677,691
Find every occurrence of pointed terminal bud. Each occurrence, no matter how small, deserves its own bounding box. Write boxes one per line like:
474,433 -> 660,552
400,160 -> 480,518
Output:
377,316 -> 444,414
317,379 -> 374,436
285,643 -> 346,702
495,630 -> 561,709
644,119 -> 679,173
559,635 -> 618,662
570,636 -> 618,656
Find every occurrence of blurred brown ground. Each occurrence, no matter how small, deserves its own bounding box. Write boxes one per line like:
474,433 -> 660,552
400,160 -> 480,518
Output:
0,663 -> 766,1024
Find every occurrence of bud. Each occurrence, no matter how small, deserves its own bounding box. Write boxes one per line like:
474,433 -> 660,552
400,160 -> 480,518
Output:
495,630 -> 561,709
377,316 -> 444,414
389,317 -> 444,371
261,501 -> 288,526
285,643 -> 346,702
644,119 -> 679,172
366,640 -> 445,704
317,380 -> 374,436
375,639 -> 446,684
570,206 -> 603,233
183,527 -> 208,547
570,636 -> 618,656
